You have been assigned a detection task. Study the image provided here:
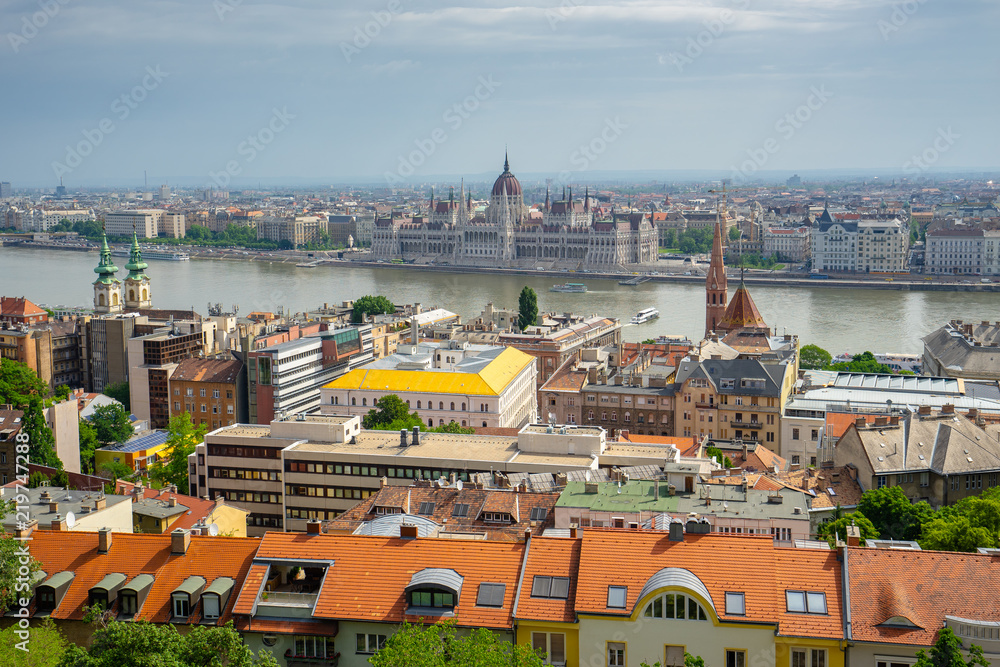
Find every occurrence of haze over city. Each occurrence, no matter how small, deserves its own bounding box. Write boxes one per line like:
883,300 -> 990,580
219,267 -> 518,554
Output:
3,0 -> 999,187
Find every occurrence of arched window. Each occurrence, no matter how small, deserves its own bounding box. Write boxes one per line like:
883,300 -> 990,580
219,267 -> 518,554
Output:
611,412 -> 617,421
129,289 -> 135,301
142,288 -> 147,300
98,293 -> 107,307
362,398 -> 367,406
427,418 -> 433,427
624,412 -> 631,423
462,403 -> 466,411
333,396 -> 338,405
417,401 -> 421,409
112,293 -> 119,306
450,402 -> 455,410
642,593 -> 709,621
351,397 -> 356,406
439,402 -> 444,410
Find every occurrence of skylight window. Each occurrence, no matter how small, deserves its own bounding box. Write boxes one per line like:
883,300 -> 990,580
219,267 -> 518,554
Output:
607,586 -> 628,609
475,583 -> 506,607
531,576 -> 570,599
417,502 -> 436,515
725,592 -> 745,616
529,507 -> 548,521
452,503 -> 469,518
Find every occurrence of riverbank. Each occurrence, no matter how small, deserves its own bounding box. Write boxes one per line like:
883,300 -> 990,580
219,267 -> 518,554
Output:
6,240 -> 999,293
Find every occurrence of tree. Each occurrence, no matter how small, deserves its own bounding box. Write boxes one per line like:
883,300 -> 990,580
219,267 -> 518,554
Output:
920,487 -> 1000,552
101,382 -> 130,412
0,501 -> 42,616
148,412 -> 207,490
705,445 -> 733,469
857,486 -> 933,541
362,395 -> 424,431
368,620 -> 544,667
78,419 -> 100,474
22,399 -> 61,469
816,511 -> 879,547
913,627 -> 989,667
517,286 -> 538,331
827,351 -> 893,375
88,403 -> 134,448
432,421 -> 475,434
0,616 -> 67,666
728,225 -> 741,242
640,653 -> 705,667
53,384 -> 71,402
57,620 -> 277,667
0,359 -> 48,407
98,461 -> 135,488
351,295 -> 395,324
799,344 -> 832,370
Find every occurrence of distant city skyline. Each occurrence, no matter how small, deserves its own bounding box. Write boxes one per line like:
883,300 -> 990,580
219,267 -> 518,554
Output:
3,0 -> 998,188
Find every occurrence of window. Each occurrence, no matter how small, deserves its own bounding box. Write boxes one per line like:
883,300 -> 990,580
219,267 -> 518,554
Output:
642,592 -> 709,621
875,659 -> 917,667
292,636 -> 335,659
665,646 -> 686,667
725,592 -> 745,615
203,595 -> 220,620
172,596 -> 190,618
792,428 -> 800,440
533,632 -> 566,666
531,576 -> 570,599
120,592 -> 137,616
417,502 -> 436,515
476,583 -> 506,607
452,503 -> 469,518
607,585 -> 627,609
727,650 -> 746,667
786,590 -> 827,614
792,649 -> 827,667
356,634 -> 386,654
529,507 -> 548,521
410,589 -> 454,609
200,388 -> 206,397
608,642 -> 626,667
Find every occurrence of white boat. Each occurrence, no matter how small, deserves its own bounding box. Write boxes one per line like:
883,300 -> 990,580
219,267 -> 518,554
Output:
112,248 -> 189,261
631,307 -> 660,324
550,283 -> 588,293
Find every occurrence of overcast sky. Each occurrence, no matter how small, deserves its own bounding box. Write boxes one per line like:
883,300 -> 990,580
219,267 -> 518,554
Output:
3,0 -> 997,188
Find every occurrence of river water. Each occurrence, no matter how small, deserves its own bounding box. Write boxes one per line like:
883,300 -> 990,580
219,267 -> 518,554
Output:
3,246 -> 998,355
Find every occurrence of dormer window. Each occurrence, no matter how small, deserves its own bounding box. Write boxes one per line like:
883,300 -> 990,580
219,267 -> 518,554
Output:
36,571 -> 74,615
118,574 -> 154,619
411,589 -> 454,609
171,576 -> 206,620
88,573 -> 126,611
483,512 -> 512,523
405,568 -> 463,616
202,577 -> 235,623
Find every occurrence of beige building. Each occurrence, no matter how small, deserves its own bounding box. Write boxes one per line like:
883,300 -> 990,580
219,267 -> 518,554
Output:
763,226 -> 810,261
105,210 -> 186,238
320,342 -> 538,429
256,216 -> 327,248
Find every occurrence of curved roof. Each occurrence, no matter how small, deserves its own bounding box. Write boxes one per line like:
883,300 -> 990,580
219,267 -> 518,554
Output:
636,567 -> 717,615
492,155 -> 522,197
405,568 -> 464,596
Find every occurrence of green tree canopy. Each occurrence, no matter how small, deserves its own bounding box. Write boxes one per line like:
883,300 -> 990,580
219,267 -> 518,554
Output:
148,412 -> 208,490
517,286 -> 538,331
0,616 -> 67,666
367,620 -> 544,667
913,627 -> 989,667
920,487 -> 1000,552
57,620 -> 277,667
0,501 -> 42,615
0,359 -> 48,408
799,344 -> 832,370
857,486 -> 933,541
78,419 -> 101,475
101,382 -> 130,412
705,445 -> 733,469
362,394 -> 423,431
827,351 -> 893,374
816,511 -> 879,547
23,399 -> 61,469
88,403 -> 134,448
351,295 -> 395,324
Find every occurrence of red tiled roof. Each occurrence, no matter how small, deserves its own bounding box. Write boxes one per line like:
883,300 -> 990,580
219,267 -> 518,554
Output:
849,547 -> 1000,646
718,284 -> 767,332
28,531 -> 258,624
248,533 -> 526,628
516,537 -> 580,623
0,296 -> 46,319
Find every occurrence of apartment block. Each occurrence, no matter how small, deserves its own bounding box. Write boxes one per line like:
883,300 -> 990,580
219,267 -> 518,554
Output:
763,226 -> 810,261
104,210 -> 186,238
497,314 -> 621,386
169,357 -> 247,429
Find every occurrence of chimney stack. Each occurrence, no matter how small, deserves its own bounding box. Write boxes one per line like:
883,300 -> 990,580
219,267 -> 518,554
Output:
942,404 -> 955,414
98,527 -> 112,553
412,426 -> 420,446
15,520 -> 37,540
569,523 -> 579,539
50,514 -> 66,531
845,524 -> 861,547
95,495 -> 107,510
171,528 -> 191,555
306,520 -> 322,535
400,428 -> 408,447
400,523 -> 418,539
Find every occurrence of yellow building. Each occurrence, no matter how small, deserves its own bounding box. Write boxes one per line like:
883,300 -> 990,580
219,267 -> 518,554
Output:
95,429 -> 172,474
320,343 -> 537,429
122,483 -> 250,537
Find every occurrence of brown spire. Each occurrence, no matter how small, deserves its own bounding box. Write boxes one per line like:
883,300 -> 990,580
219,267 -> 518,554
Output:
705,218 -> 728,336
717,281 -> 768,334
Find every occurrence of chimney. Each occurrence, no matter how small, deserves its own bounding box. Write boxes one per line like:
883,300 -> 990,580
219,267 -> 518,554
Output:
569,523 -> 579,539
918,405 -> 932,416
95,495 -> 107,510
412,426 -> 420,446
889,416 -> 900,426
400,523 -> 418,539
168,496 -> 177,507
968,408 -> 979,420
845,524 -> 861,547
50,514 -> 66,531
874,416 -> 889,427
48,501 -> 59,513
855,417 -> 867,429
15,520 -> 37,540
942,404 -> 955,414
171,528 -> 191,555
380,476 -> 389,488
524,527 -> 532,541
742,442 -> 748,461
306,520 -> 322,535
98,527 -> 112,553
400,428 -> 408,447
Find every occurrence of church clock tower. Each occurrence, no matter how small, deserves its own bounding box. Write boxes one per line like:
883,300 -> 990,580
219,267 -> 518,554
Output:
93,226 -> 123,314
123,229 -> 151,309
705,218 -> 728,336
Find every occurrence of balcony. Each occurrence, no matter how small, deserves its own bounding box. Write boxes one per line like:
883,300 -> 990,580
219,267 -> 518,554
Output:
728,420 -> 761,428
285,650 -> 339,666
259,591 -> 318,607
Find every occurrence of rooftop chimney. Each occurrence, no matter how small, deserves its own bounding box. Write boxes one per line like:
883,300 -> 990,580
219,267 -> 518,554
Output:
306,520 -> 322,535
98,527 -> 112,553
168,496 -> 177,507
845,524 -> 861,547
50,514 -> 66,531
15,520 -> 37,540
942,404 -> 955,414
569,523 -> 579,539
412,426 -> 420,446
95,495 -> 106,510
400,428 -> 408,447
171,528 -> 191,555
918,405 -> 932,416
400,523 -> 418,539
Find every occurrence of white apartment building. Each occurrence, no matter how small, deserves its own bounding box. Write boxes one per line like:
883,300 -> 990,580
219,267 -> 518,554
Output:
925,227 -> 1000,275
811,217 -> 908,273
29,208 -> 95,232
762,226 -> 810,262
105,210 -> 186,238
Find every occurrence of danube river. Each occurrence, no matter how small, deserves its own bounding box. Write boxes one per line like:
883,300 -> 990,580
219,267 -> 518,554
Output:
3,246 -> 999,355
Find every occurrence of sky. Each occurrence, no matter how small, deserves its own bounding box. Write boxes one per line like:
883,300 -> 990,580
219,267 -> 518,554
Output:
2,0 -> 998,189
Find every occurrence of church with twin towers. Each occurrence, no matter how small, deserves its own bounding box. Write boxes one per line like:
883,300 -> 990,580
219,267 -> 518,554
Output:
371,154 -> 658,268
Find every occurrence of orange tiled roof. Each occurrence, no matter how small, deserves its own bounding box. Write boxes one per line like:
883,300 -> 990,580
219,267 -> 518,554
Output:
246,533 -> 526,629
28,531 -> 258,624
718,283 -> 767,332
574,530 -> 843,638
515,537 -> 580,624
849,548 -> 1000,646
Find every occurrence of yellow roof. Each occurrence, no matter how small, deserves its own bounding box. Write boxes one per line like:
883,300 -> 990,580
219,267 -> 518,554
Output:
324,347 -> 534,397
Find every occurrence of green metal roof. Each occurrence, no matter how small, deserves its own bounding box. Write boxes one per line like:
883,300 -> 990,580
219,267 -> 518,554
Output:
41,571 -> 74,590
172,575 -> 206,596
91,572 -> 126,592
122,573 -> 155,594
203,576 -> 235,597
556,480 -> 680,513
93,231 -> 120,284
124,232 -> 149,280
